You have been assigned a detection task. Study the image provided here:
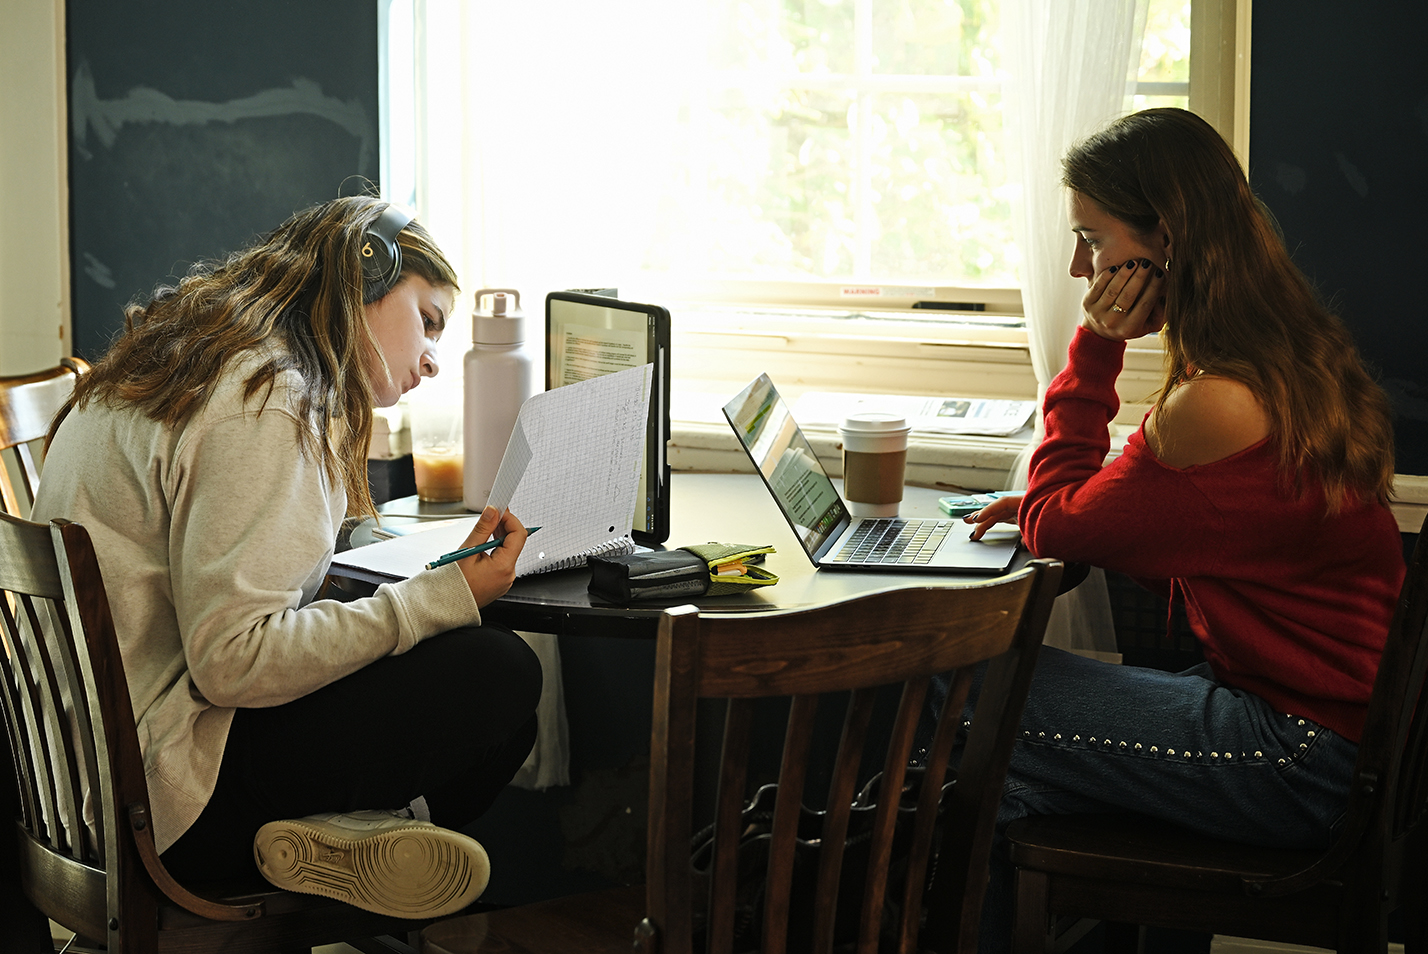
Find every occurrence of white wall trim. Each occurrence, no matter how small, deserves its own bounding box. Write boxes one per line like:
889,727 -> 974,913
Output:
1210,937 -> 1402,954
0,0 -> 69,374
1391,474 -> 1428,534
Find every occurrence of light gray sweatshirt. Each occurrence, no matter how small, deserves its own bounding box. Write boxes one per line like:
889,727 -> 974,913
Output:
32,353 -> 480,852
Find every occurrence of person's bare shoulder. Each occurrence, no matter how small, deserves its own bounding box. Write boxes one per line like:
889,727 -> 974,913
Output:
1146,374 -> 1271,468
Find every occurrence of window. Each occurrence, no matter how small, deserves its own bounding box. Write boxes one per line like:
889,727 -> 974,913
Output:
388,0 -> 1190,293
382,0 -> 1232,427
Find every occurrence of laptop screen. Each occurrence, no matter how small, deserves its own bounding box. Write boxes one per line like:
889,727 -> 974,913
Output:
723,373 -> 849,559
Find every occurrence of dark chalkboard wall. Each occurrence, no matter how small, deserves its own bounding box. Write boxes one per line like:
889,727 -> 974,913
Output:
66,0 -> 379,360
1249,2 -> 1428,475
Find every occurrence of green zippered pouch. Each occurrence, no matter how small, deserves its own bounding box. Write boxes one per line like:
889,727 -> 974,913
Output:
680,542 -> 779,596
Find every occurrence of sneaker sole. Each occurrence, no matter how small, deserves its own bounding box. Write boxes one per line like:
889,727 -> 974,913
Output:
253,818 -> 490,919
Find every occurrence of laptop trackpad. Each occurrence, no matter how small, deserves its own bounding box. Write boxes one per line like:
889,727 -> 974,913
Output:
935,526 -> 1020,570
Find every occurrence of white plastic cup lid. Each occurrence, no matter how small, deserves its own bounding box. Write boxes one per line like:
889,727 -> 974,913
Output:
838,412 -> 910,434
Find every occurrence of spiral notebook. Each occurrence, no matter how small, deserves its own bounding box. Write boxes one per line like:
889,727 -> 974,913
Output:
332,364 -> 652,581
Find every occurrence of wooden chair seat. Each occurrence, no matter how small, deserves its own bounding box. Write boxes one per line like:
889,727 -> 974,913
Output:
1009,812 -> 1367,948
1007,812 -> 1325,890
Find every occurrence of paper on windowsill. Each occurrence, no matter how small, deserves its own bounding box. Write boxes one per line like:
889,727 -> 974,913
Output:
792,392 -> 1036,438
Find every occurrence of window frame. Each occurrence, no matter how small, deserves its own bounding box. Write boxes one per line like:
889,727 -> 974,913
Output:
385,1 -> 1244,320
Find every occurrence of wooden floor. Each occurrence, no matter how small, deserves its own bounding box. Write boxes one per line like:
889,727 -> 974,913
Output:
51,923 -> 369,954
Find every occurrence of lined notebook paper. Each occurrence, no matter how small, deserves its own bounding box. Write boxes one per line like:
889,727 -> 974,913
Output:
333,363 -> 652,581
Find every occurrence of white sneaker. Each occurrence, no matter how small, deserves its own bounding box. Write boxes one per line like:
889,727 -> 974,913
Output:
253,810 -> 490,919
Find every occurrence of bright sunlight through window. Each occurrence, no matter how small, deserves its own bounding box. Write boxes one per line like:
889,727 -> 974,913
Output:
387,0 -> 1189,311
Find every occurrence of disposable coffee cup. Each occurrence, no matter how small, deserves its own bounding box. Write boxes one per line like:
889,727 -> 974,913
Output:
838,413 -> 911,517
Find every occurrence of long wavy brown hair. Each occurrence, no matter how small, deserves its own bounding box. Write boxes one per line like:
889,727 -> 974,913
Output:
51,196 -> 459,519
1062,107 -> 1394,511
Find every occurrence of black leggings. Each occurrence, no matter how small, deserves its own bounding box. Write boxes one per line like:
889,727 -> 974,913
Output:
162,625 -> 541,884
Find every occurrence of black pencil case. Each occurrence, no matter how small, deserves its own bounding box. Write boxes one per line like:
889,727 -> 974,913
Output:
588,543 -> 778,602
588,550 -> 710,602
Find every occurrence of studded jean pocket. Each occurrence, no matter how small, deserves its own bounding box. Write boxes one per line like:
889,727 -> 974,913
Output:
926,647 -> 1357,852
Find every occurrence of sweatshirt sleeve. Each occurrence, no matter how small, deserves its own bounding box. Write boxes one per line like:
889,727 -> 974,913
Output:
166,401 -> 481,709
1017,327 -> 1228,579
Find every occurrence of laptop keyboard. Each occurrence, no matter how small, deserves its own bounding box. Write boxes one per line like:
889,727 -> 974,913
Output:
830,518 -> 953,565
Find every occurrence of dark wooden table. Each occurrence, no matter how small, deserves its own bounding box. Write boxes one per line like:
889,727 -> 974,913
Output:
341,472 -> 1031,639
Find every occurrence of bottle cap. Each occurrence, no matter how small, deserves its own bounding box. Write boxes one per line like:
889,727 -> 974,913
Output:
474,312 -> 524,344
472,288 -> 524,344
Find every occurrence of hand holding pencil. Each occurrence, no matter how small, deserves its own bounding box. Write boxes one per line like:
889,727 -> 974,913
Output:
426,526 -> 542,569
448,507 -> 531,608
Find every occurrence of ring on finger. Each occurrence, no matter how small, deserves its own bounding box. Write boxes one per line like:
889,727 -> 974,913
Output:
1110,303 -> 1126,313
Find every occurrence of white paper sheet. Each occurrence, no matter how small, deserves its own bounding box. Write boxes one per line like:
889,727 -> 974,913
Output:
333,363 -> 653,580
792,391 -> 1036,437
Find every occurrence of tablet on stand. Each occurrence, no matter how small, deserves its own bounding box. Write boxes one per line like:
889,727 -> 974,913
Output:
546,290 -> 671,545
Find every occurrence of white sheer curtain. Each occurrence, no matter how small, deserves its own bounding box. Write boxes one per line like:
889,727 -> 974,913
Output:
1001,0 -> 1148,653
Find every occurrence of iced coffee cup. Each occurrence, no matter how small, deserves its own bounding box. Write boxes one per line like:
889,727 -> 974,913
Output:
838,413 -> 911,517
410,391 -> 464,503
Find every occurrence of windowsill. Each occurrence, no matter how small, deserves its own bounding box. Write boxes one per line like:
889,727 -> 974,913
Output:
664,304 -> 1428,531
671,399 -> 1428,537
370,291 -> 1428,532
669,417 -> 1034,492
1391,476 -> 1428,534
669,381 -> 1139,492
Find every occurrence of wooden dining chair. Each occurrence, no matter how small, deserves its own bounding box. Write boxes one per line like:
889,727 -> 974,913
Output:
421,557 -> 1064,954
1007,523 -> 1428,954
0,510 -> 443,953
0,358 -> 89,518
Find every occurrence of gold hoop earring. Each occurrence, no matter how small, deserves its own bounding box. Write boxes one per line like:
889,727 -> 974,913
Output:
1165,258 -> 1172,271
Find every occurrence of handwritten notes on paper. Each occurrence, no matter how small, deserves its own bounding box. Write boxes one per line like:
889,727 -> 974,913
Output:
330,363 -> 652,582
491,362 -> 652,577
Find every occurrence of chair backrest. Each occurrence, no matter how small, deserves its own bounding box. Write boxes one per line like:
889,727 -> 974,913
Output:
641,558 -> 1062,954
0,358 -> 89,517
1382,524 -> 1428,845
1246,518 -> 1428,900
0,512 -> 262,952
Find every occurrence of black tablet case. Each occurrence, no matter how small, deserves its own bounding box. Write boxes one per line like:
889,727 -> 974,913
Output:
546,290 -> 671,545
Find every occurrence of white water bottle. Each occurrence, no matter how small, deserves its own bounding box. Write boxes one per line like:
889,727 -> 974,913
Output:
463,288 -> 535,511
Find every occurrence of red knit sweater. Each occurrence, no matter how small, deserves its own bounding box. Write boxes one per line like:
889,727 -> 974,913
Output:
1019,327 -> 1403,742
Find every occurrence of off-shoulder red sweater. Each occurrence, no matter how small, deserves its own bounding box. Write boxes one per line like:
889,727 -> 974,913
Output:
1019,327 -> 1404,742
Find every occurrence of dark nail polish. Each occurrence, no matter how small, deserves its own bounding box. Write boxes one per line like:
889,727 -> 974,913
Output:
1155,268 -> 1164,278
1108,265 -> 1119,273
1140,258 -> 1152,268
1125,260 -> 1137,269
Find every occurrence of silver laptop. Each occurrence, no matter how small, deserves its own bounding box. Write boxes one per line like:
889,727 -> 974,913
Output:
723,373 -> 1021,573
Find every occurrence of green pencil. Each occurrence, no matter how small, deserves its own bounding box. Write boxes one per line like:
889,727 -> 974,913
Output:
425,527 -> 541,570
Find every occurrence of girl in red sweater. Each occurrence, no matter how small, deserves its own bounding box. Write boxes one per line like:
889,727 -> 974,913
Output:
959,108 -> 1403,951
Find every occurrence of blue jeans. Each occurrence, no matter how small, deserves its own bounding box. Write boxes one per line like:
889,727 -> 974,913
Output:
923,646 -> 1360,953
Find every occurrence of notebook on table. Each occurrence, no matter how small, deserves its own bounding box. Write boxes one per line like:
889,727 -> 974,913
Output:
333,363 -> 652,582
722,373 -> 1021,574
